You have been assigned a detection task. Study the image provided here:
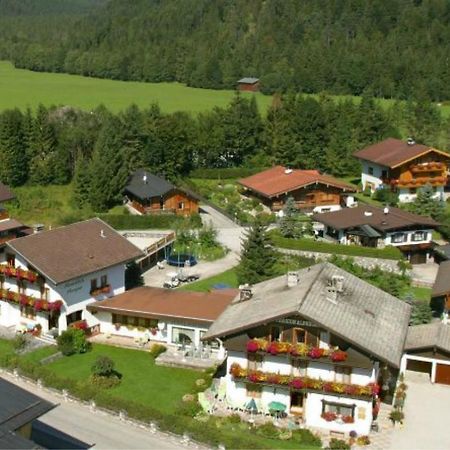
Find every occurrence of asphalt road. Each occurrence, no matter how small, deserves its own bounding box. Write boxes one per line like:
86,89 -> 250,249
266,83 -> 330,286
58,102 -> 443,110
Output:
1,373 -> 207,450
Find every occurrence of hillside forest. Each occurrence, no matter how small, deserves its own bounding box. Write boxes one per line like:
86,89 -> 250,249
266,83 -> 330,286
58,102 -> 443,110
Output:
0,0 -> 449,101
0,93 -> 447,213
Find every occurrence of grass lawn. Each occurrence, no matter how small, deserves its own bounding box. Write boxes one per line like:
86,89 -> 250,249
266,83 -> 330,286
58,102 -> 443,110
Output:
402,286 -> 432,302
46,344 -> 199,414
180,268 -> 239,292
1,61 -> 448,118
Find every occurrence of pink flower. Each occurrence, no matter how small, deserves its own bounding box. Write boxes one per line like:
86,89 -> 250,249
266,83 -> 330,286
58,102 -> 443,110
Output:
246,340 -> 260,353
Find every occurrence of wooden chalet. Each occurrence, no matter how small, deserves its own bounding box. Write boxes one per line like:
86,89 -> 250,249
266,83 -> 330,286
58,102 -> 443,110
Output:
237,77 -> 260,92
238,166 -> 357,213
124,169 -> 199,217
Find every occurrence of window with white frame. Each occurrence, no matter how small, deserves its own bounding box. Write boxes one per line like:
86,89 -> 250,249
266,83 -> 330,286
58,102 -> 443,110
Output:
322,400 -> 355,418
412,231 -> 426,242
391,233 -> 407,243
171,326 -> 195,346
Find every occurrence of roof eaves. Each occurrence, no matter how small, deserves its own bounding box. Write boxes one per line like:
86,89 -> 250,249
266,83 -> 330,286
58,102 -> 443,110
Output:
390,147 -> 446,169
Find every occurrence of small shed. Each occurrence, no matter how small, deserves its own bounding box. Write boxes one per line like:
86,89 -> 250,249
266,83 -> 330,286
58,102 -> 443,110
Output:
237,77 -> 260,92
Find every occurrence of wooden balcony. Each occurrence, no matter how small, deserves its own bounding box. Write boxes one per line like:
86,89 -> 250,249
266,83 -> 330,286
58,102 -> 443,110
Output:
410,162 -> 446,173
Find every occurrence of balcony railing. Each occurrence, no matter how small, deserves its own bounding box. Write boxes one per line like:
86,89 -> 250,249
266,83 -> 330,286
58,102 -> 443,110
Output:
0,289 -> 62,312
0,265 -> 38,283
410,162 -> 446,173
230,363 -> 379,400
90,285 -> 111,296
394,176 -> 447,188
247,339 -> 348,362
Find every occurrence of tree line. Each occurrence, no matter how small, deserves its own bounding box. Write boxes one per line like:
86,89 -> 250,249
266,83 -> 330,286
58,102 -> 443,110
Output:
0,0 -> 449,101
0,93 -> 447,212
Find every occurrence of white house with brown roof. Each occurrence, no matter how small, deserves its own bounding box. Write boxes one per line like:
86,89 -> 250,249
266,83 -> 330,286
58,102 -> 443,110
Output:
0,218 -> 142,335
203,263 -> 411,435
87,286 -> 236,351
312,205 -> 438,264
354,138 -> 450,203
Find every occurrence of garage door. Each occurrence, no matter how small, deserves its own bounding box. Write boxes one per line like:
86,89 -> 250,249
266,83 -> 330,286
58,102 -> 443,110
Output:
435,364 -> 450,385
406,359 -> 432,375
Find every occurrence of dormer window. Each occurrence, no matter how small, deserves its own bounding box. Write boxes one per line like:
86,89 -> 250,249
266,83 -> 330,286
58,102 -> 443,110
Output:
412,231 -> 426,242
392,233 -> 407,243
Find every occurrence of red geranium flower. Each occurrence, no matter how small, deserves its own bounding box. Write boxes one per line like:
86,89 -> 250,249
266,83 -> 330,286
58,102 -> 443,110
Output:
246,340 -> 260,353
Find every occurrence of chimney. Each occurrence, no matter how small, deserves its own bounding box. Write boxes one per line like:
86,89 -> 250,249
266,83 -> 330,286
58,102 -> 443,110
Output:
100,229 -> 106,238
143,174 -> 148,184
331,275 -> 344,293
384,206 -> 389,215
287,271 -> 300,288
284,168 -> 293,175
407,137 -> 415,146
364,211 -> 373,217
238,284 -> 253,301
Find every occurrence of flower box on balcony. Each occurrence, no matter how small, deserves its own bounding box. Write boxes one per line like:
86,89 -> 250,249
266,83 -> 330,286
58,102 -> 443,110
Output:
90,285 -> 111,296
70,319 -> 88,331
229,363 -> 378,400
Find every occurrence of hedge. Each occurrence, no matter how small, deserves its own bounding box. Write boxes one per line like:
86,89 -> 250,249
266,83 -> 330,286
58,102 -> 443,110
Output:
98,213 -> 202,230
189,167 -> 266,179
0,352 -> 317,450
270,231 -> 403,260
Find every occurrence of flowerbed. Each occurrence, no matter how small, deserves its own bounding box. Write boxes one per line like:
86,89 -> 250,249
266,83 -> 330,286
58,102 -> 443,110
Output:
0,264 -> 38,282
230,363 -> 379,399
0,289 -> 62,312
246,339 -> 348,362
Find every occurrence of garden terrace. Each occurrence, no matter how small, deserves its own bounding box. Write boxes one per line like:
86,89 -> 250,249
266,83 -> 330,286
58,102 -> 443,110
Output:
230,363 -> 379,401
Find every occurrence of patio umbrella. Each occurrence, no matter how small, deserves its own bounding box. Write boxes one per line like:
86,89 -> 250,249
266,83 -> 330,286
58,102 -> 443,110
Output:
268,401 -> 286,412
245,398 -> 258,414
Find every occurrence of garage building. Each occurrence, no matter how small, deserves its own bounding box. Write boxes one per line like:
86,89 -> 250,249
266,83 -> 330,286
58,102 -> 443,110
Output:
401,322 -> 450,385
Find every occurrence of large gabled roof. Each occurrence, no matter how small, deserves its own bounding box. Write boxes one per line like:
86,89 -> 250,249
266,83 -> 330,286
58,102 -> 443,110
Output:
354,138 -> 449,168
405,322 -> 450,354
204,262 -> 411,368
238,166 -> 356,198
313,204 -> 438,232
7,218 -> 143,285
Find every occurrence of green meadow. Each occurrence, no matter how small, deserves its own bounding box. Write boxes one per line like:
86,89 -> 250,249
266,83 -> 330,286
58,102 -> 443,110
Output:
1,61 -> 449,116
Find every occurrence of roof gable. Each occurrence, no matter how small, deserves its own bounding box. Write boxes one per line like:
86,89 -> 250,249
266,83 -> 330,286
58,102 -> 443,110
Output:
354,138 -> 449,168
405,323 -> 450,354
7,218 -> 143,284
124,169 -> 175,200
204,262 -> 411,367
238,166 -> 356,198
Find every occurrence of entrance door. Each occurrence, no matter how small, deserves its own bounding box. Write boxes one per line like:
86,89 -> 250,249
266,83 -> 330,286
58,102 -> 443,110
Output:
290,392 -> 304,416
435,364 -> 450,385
410,252 -> 427,264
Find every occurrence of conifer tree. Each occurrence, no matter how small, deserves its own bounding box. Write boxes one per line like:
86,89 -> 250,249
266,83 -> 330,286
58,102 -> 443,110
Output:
88,117 -> 127,212
0,109 -> 28,186
279,196 -> 301,238
72,156 -> 91,208
237,217 -> 277,285
409,184 -> 445,220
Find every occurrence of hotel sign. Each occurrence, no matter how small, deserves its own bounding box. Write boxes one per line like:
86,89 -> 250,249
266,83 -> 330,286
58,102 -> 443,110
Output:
276,318 -> 316,328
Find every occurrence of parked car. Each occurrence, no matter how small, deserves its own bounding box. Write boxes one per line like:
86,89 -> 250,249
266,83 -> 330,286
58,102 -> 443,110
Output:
163,272 -> 180,289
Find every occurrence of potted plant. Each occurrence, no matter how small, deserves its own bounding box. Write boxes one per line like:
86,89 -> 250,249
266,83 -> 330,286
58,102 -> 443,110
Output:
389,409 -> 404,426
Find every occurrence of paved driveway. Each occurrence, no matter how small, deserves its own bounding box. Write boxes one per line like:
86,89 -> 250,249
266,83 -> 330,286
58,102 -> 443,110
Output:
389,371 -> 450,450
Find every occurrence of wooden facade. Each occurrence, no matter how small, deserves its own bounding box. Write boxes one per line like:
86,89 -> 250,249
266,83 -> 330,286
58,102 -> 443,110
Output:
247,185 -> 344,212
130,189 -> 199,217
386,151 -> 449,190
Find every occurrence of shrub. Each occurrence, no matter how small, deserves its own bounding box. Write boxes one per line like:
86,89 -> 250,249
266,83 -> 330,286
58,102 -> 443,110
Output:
12,334 -> 28,352
57,328 -> 89,355
327,438 -> 351,450
389,409 -> 404,423
225,413 -> 242,424
356,436 -> 371,446
291,429 -> 322,446
90,374 -> 121,388
91,356 -> 115,377
149,344 -> 167,358
256,422 -> 280,439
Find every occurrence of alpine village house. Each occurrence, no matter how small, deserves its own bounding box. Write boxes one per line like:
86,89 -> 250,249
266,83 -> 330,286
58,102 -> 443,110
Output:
124,169 -> 199,216
238,166 -> 357,214
312,205 -> 438,264
203,262 -> 411,435
0,219 -> 142,335
354,137 -> 450,203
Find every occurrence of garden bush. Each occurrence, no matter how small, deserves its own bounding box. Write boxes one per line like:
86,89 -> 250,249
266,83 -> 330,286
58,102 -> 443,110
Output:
149,344 -> 167,358
57,328 -> 90,355
12,334 -> 29,352
291,429 -> 322,446
256,422 -> 280,439
91,356 -> 115,377
327,438 -> 351,450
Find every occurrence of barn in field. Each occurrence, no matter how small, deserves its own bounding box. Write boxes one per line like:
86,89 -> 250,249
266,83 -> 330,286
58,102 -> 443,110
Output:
237,77 -> 260,92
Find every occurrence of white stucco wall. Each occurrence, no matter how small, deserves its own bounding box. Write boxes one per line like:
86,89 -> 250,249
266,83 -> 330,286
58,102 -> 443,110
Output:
360,161 -> 387,192
384,229 -> 433,247
0,250 -> 127,334
398,185 -> 444,204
